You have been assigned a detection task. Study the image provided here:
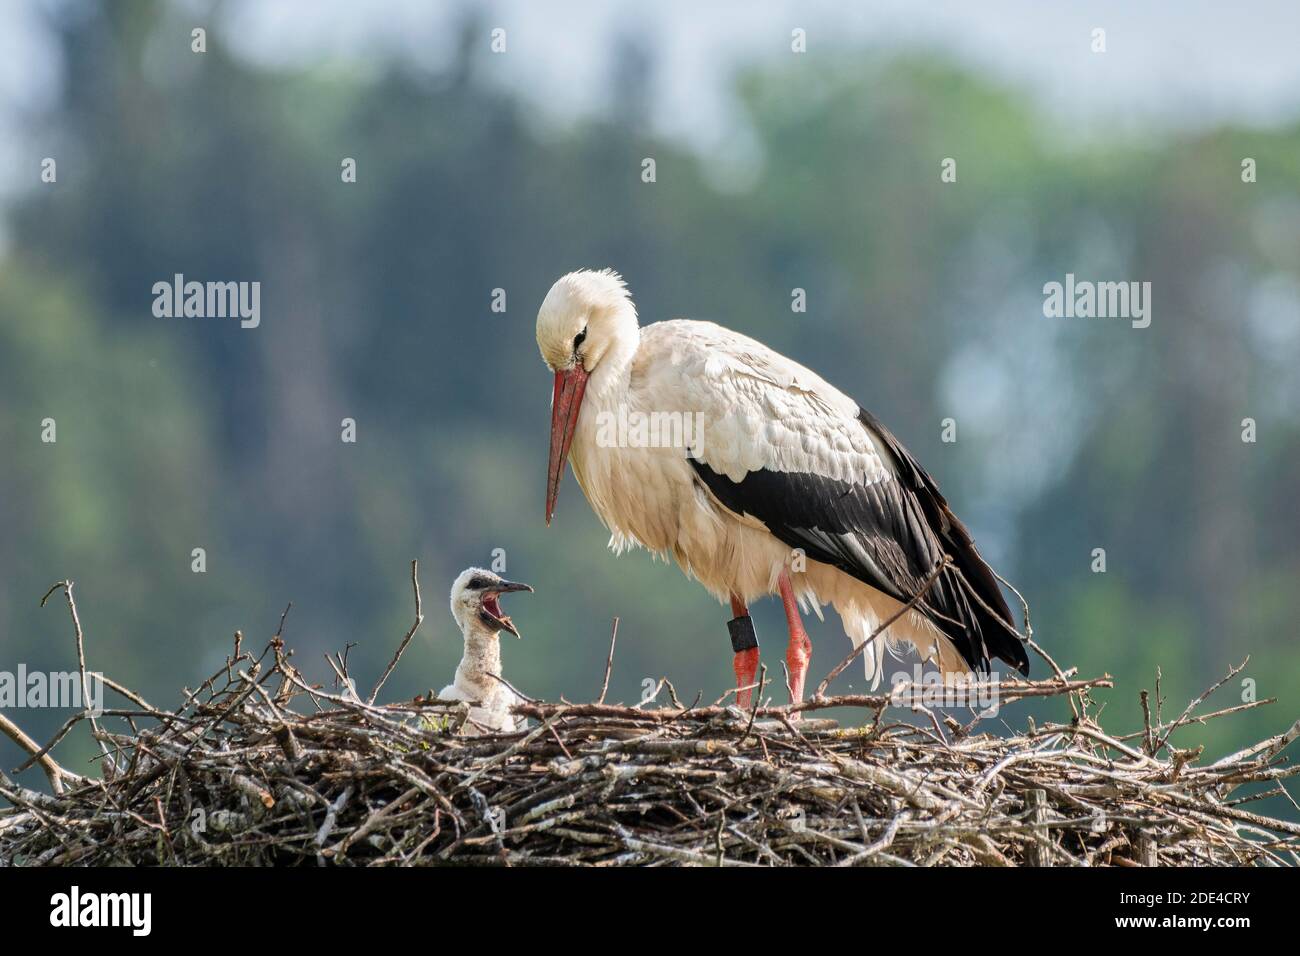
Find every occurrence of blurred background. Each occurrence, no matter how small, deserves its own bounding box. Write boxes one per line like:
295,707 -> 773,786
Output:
2,1 -> 1299,815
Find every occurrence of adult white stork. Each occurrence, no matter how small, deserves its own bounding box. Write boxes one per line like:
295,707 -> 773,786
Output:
536,269 -> 1028,708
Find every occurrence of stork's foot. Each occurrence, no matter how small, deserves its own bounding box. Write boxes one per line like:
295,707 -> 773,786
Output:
785,632 -> 811,709
777,570 -> 813,711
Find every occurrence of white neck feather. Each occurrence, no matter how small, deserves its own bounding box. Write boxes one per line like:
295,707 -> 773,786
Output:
454,619 -> 504,695
586,308 -> 640,401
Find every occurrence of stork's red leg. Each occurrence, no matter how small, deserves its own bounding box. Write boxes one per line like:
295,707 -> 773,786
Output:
777,571 -> 812,707
728,594 -> 760,709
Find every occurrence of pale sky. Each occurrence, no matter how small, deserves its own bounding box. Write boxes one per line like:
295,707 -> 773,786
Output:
223,0 -> 1300,148
3,0 -> 1300,204
6,1 -> 1300,139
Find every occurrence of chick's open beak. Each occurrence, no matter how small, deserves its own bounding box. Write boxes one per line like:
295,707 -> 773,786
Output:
479,580 -> 533,638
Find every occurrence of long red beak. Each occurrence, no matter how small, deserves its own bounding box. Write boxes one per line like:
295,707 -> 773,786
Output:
546,366 -> 589,525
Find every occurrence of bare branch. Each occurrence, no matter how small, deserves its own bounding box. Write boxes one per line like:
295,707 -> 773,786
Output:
0,712 -> 84,794
597,617 -> 619,704
368,560 -> 424,704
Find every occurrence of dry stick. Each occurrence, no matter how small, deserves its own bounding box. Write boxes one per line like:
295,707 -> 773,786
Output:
988,568 -> 1082,722
991,567 -> 1034,646
368,560 -> 424,705
99,675 -> 157,713
1140,690 -> 1156,756
1155,658 -> 1248,757
1117,698 -> 1274,743
955,565 -> 1082,721
274,602 -> 293,640
12,713 -> 84,776
487,671 -> 538,705
597,617 -> 619,705
517,678 -> 1112,723
0,712 -> 82,794
1025,789 -> 1051,867
743,664 -> 767,741
1212,716 -> 1300,771
0,767 -> 66,812
814,556 -> 951,700
40,580 -> 115,776
324,652 -> 360,703
1134,832 -> 1159,866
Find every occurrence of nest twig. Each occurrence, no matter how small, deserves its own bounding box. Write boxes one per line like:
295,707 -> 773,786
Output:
1,567 -> 1298,867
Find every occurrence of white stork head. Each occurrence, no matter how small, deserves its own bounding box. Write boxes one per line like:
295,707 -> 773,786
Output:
536,269 -> 640,524
449,567 -> 534,639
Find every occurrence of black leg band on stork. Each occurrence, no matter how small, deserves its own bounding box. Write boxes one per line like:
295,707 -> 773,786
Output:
728,615 -> 759,653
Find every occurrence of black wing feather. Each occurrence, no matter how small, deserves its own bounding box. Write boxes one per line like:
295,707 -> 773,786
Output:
689,408 -> 1029,677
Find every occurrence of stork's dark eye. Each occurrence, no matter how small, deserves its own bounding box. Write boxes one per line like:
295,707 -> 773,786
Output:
467,576 -> 489,591
573,327 -> 587,351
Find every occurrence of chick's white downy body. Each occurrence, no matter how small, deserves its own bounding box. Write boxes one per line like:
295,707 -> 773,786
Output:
442,568 -> 532,734
438,628 -> 518,733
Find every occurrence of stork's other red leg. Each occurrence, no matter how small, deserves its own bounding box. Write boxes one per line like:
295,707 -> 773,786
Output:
777,571 -> 812,707
728,594 -> 760,709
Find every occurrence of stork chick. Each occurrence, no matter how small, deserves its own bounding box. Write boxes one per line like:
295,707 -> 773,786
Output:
441,568 -> 533,734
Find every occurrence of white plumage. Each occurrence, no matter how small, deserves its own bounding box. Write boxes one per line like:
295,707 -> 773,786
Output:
441,568 -> 533,734
537,269 -> 1028,705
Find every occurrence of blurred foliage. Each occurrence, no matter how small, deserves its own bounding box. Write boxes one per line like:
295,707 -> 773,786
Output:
1,3 -> 1297,820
